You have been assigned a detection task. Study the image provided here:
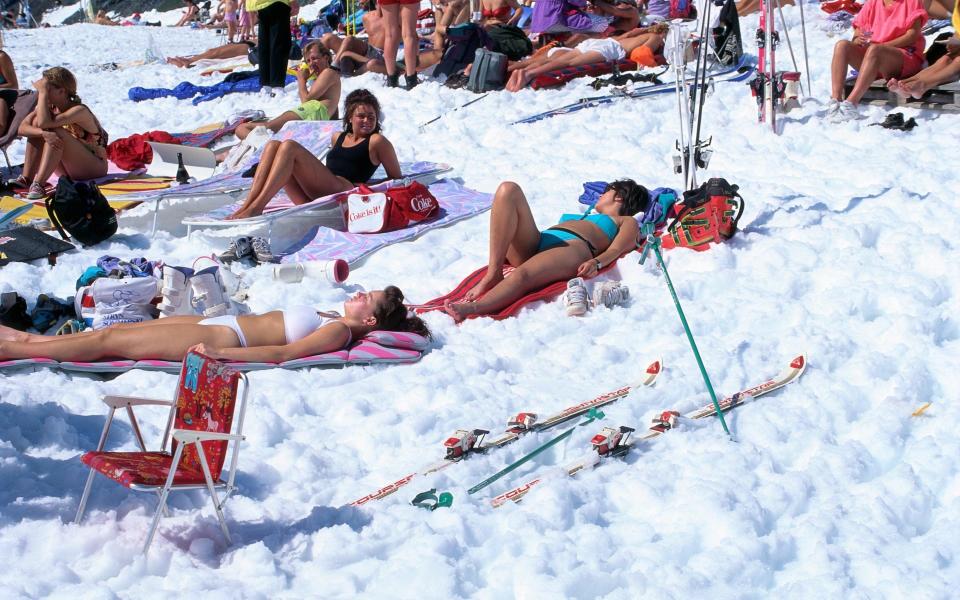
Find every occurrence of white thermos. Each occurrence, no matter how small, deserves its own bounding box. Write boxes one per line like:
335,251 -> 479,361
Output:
273,259 -> 349,284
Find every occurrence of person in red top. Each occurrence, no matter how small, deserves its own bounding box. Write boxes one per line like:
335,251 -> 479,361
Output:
827,0 -> 928,121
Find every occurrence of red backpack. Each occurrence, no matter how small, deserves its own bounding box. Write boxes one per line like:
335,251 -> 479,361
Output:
660,178 -> 744,251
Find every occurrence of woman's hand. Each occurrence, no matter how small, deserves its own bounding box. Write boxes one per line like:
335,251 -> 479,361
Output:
41,131 -> 62,148
33,78 -> 48,93
577,258 -> 603,279
189,343 -> 223,358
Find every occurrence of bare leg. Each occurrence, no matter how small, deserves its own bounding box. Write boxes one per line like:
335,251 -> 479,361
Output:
461,181 -> 543,301
507,50 -> 605,92
236,111 -> 299,140
21,136 -> 42,182
400,4 -> 419,78
445,244 -> 591,321
241,139 -> 283,203
847,44 -> 904,105
33,130 -> 108,185
228,140 -> 350,219
831,40 -> 867,100
0,323 -> 239,362
382,4 -> 401,78
900,54 -> 960,97
0,316 -> 206,343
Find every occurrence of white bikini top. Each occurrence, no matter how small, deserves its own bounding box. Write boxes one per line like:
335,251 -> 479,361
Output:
282,306 -> 352,346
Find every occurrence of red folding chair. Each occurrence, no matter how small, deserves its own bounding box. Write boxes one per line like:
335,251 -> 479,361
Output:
74,351 -> 250,554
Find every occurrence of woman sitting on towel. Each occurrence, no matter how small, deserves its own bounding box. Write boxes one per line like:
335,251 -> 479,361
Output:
0,287 -> 430,363
505,27 -> 666,92
444,180 -> 648,321
227,88 -> 401,220
16,67 -> 109,200
234,41 -> 341,140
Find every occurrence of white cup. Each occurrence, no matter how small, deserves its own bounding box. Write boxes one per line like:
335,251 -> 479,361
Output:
273,259 -> 349,284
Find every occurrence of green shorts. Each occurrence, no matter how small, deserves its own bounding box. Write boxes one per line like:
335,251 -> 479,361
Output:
293,100 -> 330,122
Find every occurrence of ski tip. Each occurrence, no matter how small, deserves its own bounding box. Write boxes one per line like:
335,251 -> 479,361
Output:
790,354 -> 807,372
647,358 -> 662,375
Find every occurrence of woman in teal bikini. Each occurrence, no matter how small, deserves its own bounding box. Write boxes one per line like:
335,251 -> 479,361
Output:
444,179 -> 648,321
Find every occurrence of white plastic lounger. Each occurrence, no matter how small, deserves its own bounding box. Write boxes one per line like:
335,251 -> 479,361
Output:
181,161 -> 453,235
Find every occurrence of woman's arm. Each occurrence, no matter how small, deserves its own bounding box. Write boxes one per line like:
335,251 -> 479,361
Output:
18,111 -> 44,137
371,135 -> 403,179
303,69 -> 339,103
192,320 -> 352,363
576,217 -> 640,278
880,19 -> 922,49
34,103 -> 95,130
0,53 -> 18,89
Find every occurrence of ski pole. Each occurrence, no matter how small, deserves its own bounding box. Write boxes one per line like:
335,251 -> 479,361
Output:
467,408 -> 606,495
419,93 -> 490,130
639,224 -> 730,435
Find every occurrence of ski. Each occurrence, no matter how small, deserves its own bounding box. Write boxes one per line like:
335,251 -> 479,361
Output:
491,353 -> 807,507
512,57 -> 753,126
348,358 -> 662,506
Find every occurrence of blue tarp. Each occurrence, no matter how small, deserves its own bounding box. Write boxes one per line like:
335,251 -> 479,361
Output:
129,73 -> 295,105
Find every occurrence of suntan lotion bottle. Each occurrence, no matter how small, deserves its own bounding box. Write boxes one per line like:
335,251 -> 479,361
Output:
273,259 -> 349,284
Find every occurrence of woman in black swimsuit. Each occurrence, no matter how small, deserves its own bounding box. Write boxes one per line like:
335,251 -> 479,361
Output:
227,89 -> 402,220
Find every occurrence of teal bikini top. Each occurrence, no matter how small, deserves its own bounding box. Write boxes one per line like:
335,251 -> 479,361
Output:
558,213 -> 618,241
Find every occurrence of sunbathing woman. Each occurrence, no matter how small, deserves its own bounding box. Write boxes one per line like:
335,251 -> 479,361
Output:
505,27 -> 666,91
827,0 -> 928,121
16,67 -> 108,200
444,180 -> 648,321
227,89 -> 401,220
889,2 -> 960,97
234,41 -> 340,140
0,287 -> 429,363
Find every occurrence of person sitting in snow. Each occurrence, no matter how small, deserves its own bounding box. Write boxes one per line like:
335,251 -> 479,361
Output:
826,0 -> 928,122
0,287 -> 430,363
444,179 -> 649,322
234,41 -> 341,140
175,0 -> 200,26
226,88 -> 401,220
16,67 -> 109,200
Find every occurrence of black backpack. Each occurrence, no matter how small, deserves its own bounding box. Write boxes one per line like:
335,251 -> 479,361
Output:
435,23 -> 492,78
45,177 -> 117,246
486,24 -> 533,61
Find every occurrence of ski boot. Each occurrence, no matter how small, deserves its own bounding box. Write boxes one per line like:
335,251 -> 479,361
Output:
190,265 -> 249,317
158,265 -> 195,317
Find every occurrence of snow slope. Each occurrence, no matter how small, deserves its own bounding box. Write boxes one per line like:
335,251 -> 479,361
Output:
2,9 -> 959,598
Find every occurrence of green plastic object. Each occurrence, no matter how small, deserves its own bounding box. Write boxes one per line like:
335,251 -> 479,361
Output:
640,223 -> 730,436
410,488 -> 454,511
467,408 -> 606,495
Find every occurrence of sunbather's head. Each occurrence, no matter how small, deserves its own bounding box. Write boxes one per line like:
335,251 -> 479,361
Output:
302,40 -> 334,75
596,179 -> 650,216
40,67 -> 81,106
343,88 -> 383,136
356,285 -> 431,337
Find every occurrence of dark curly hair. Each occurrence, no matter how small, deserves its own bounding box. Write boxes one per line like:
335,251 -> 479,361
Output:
606,179 -> 650,217
343,88 -> 382,134
374,286 -> 431,338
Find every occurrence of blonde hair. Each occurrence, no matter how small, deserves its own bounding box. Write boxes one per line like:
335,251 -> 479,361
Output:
42,67 -> 81,104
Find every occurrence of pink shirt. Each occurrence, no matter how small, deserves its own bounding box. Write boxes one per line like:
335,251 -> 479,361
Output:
852,0 -> 928,56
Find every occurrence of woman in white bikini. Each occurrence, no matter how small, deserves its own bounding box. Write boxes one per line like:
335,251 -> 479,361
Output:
0,287 -> 429,363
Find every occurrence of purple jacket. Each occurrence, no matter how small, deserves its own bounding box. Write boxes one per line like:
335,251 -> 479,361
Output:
531,0 -> 594,33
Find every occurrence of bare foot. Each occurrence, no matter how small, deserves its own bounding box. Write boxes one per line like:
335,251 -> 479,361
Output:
226,208 -> 256,220
463,269 -> 504,301
902,80 -> 929,99
443,300 -> 477,322
507,69 -> 529,92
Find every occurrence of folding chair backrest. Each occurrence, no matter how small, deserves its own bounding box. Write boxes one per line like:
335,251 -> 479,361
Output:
0,90 -> 38,148
169,351 -> 242,481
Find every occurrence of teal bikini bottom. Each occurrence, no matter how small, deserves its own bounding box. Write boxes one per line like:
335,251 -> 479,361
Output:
537,228 -> 599,256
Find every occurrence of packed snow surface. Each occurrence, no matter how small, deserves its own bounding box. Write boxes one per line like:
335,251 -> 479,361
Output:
2,8 -> 959,598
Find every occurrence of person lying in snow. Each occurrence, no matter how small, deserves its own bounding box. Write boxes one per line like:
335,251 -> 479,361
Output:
443,180 -> 649,321
320,5 -> 387,76
234,41 -> 341,140
826,0 -> 928,121
16,67 -> 109,200
227,88 -> 401,220
888,1 -> 960,97
166,40 -> 257,67
505,26 -> 666,91
0,287 -> 429,362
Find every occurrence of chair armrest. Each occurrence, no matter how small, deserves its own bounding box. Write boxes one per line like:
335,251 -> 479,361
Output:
102,395 -> 173,408
172,430 -> 245,443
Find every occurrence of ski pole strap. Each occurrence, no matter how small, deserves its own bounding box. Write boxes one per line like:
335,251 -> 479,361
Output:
411,488 -> 454,511
467,408 -> 605,495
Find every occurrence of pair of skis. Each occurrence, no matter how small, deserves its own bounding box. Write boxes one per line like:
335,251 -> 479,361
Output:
490,354 -> 807,507
348,359 -> 663,507
511,57 -> 753,126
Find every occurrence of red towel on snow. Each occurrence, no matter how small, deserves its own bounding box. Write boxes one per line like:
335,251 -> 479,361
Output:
106,131 -> 178,171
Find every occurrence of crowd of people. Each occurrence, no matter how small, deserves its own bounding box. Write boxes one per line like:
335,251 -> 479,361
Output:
0,0 -> 956,359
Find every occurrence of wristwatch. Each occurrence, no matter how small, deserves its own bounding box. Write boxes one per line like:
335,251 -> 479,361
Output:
595,259 -> 602,271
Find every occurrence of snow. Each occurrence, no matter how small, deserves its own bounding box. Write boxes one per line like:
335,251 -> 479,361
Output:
2,7 -> 960,598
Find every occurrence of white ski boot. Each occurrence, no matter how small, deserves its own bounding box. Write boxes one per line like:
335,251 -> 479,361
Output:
158,265 -> 195,317
190,265 -> 250,317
